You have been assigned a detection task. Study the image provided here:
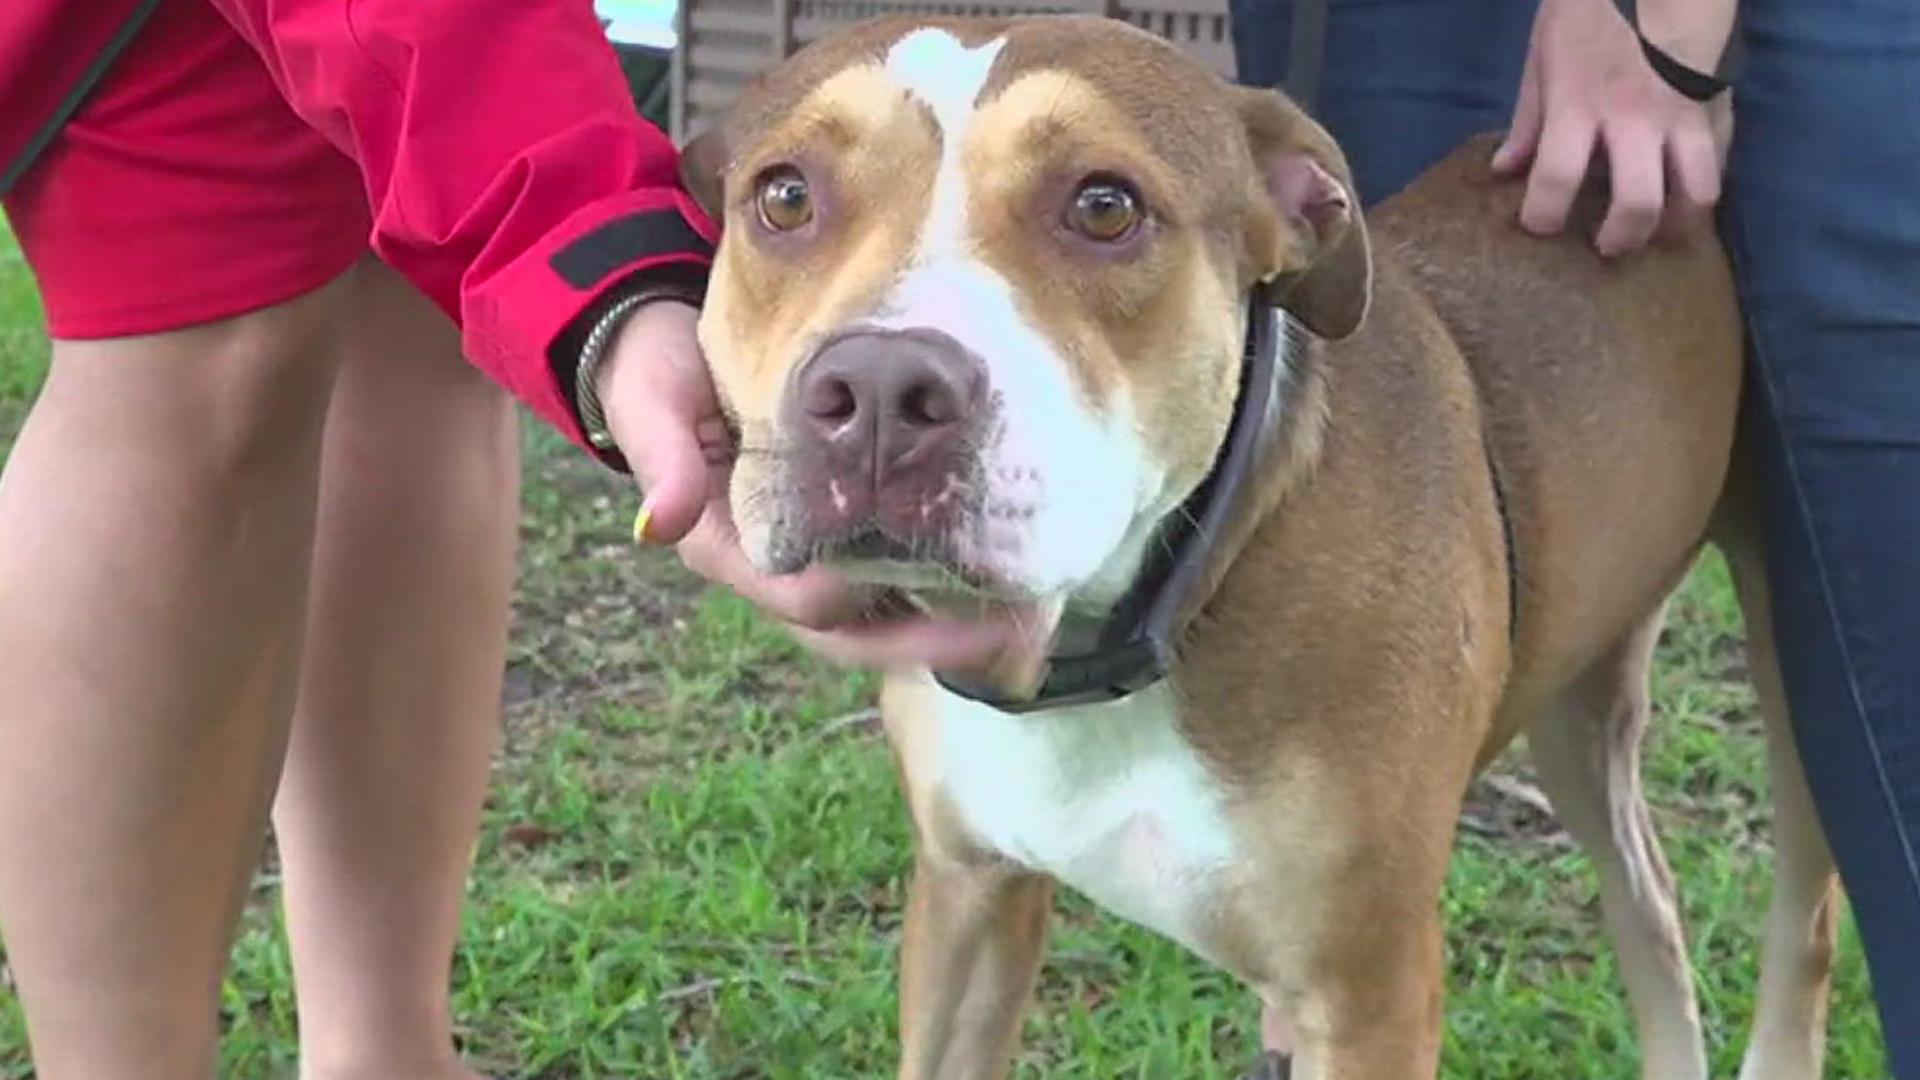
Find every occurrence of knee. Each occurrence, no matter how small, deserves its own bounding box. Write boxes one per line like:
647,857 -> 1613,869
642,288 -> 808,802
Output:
328,262 -> 516,478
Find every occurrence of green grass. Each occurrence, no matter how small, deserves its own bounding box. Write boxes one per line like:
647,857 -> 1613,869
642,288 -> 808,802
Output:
0,224 -> 47,438
0,219 -> 1889,1078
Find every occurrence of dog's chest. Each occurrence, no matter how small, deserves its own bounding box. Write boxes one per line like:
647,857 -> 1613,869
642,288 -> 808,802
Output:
931,683 -> 1239,958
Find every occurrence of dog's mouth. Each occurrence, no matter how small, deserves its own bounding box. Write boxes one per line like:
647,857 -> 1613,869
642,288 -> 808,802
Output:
813,525 -> 1015,601
779,522 -> 1068,700
823,526 -> 943,567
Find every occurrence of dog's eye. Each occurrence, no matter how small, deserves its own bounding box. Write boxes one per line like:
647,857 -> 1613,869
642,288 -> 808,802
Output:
756,167 -> 814,232
1066,178 -> 1142,242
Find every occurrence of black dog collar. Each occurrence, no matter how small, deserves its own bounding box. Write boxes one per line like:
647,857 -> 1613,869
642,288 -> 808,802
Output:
935,282 -> 1292,713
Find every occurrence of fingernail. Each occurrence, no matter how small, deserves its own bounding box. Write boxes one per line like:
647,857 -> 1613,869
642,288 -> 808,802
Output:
633,505 -> 654,546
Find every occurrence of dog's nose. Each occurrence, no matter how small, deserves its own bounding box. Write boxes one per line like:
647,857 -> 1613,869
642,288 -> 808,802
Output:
789,328 -> 986,488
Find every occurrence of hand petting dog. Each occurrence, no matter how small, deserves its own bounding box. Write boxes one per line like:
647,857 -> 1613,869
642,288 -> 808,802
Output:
1492,0 -> 1735,256
595,298 -> 1027,677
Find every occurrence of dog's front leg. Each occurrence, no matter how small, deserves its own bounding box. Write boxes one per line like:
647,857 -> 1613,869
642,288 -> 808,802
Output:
1225,802 -> 1456,1080
1284,910 -> 1445,1080
896,853 -> 1054,1080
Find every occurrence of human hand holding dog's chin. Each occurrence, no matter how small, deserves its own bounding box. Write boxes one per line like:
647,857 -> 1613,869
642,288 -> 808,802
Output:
593,299 -> 1027,677
1491,0 -> 1734,257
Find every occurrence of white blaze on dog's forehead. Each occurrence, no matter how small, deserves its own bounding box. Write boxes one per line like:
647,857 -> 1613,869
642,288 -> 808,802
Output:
883,29 -> 1004,253
864,30 -> 1148,600
882,29 -> 1004,144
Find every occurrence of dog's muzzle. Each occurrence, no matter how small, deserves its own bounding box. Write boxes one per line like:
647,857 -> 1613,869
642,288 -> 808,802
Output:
779,327 -> 990,550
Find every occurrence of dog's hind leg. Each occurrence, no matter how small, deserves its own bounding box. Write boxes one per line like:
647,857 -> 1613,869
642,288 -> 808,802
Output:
1722,533 -> 1838,1080
1527,608 -> 1708,1080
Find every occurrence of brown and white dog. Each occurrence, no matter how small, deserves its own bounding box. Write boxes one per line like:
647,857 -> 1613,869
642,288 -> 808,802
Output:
681,15 -> 1841,1079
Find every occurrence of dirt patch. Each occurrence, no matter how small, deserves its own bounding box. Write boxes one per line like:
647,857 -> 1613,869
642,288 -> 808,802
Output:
501,431 -> 709,757
1462,767 -> 1574,853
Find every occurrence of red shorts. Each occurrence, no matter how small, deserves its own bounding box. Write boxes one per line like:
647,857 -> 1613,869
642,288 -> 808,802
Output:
2,0 -> 370,338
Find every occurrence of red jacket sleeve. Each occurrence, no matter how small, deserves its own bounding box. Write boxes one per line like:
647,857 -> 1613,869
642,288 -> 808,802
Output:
206,0 -> 716,460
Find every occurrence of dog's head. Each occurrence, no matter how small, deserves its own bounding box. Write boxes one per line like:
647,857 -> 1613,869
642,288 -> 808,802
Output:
688,15 -> 1370,622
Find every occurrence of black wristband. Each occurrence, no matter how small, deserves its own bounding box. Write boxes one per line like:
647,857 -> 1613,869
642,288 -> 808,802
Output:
1639,34 -> 1729,102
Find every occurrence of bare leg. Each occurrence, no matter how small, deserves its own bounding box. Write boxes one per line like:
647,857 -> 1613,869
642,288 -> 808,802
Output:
1526,610 -> 1708,1080
0,282 -> 348,1079
271,262 -> 519,1080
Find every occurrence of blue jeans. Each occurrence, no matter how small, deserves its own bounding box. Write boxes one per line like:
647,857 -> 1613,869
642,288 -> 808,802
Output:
1230,0 -> 1920,1072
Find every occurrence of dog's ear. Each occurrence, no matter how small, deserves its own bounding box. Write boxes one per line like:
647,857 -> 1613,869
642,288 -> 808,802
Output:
679,126 -> 729,223
1234,88 -> 1372,341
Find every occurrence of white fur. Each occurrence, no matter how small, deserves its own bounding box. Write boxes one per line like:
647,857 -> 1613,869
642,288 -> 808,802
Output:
867,30 -> 1160,600
931,678 -> 1238,961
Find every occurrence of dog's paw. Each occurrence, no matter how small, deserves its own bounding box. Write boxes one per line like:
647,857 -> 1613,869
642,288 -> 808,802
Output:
1240,1051 -> 1292,1080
